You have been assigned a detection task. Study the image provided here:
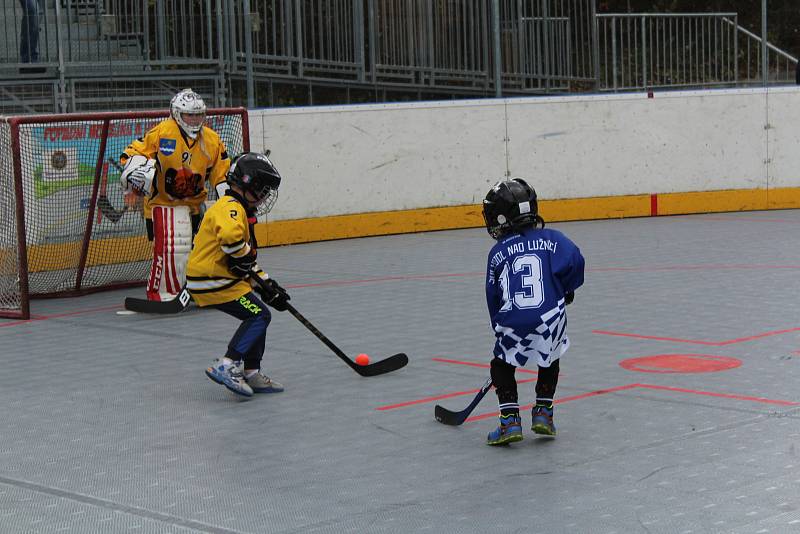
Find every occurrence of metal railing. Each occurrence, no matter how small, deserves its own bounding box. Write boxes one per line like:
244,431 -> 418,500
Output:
597,12 -> 797,91
0,2 -> 797,114
0,0 -> 599,112
721,16 -> 797,83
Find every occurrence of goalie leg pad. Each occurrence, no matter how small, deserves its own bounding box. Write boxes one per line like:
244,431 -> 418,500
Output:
147,205 -> 192,301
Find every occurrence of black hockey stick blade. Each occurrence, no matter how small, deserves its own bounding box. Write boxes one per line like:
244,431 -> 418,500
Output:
124,286 -> 192,314
97,194 -> 125,223
434,377 -> 493,426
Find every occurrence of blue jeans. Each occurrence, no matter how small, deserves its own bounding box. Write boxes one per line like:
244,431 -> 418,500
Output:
19,0 -> 39,63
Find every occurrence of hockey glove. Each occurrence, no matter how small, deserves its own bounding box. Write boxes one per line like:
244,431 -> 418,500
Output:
257,278 -> 291,312
227,249 -> 257,277
120,155 -> 156,194
564,291 -> 575,306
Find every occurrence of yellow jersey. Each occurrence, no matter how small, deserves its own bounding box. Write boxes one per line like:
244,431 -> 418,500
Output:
121,118 -> 230,218
186,195 -> 264,307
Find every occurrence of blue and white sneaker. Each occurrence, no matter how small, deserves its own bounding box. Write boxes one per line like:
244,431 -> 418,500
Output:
531,404 -> 556,436
487,413 -> 523,446
205,359 -> 253,397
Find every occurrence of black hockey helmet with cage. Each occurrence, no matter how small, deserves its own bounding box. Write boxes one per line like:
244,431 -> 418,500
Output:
227,152 -> 282,215
482,178 -> 543,239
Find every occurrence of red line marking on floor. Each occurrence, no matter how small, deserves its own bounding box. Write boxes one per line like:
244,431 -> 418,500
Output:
288,264 -> 800,291
0,305 -> 123,328
589,264 -> 800,272
375,359 -> 550,412
592,330 -> 719,345
287,272 -> 482,289
465,384 -> 641,422
593,326 -> 800,347
431,357 -> 539,375
633,383 -> 800,406
463,383 -> 799,423
700,216 -> 800,224
376,377 -> 538,411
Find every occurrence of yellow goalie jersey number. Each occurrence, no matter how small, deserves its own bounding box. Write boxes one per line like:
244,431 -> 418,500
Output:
186,197 -> 253,307
121,119 -> 230,217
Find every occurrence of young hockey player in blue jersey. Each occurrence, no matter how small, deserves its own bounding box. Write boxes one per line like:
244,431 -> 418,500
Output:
482,178 -> 585,445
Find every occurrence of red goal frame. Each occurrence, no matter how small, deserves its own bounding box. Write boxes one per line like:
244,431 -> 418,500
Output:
1,108 -> 249,319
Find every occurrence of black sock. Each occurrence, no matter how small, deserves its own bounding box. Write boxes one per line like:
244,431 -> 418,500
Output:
491,358 -> 518,416
535,360 -> 560,406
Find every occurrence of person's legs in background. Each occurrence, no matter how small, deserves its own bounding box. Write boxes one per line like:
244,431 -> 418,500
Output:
19,0 -> 39,63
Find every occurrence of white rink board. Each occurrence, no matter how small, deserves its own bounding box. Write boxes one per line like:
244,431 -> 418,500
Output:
249,101 -> 508,221
248,88 -> 800,222
505,90 -> 768,197
767,87 -> 800,190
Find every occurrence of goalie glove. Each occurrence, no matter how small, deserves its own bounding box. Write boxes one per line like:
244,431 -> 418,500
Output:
255,277 -> 291,312
120,155 -> 156,194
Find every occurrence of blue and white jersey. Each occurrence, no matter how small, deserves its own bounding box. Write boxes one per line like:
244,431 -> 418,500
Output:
486,227 -> 585,368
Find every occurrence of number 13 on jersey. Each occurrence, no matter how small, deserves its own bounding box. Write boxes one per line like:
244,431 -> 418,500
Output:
498,254 -> 544,311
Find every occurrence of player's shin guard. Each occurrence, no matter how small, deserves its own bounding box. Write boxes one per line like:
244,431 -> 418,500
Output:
147,205 -> 192,301
490,357 -> 519,415
535,359 -> 560,406
487,357 -> 522,445
532,359 -> 559,436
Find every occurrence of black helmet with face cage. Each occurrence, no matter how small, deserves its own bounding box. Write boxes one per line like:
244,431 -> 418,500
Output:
227,152 -> 282,215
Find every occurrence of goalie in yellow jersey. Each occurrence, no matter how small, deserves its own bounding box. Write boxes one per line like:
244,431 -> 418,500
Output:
187,152 -> 289,397
120,88 -> 231,302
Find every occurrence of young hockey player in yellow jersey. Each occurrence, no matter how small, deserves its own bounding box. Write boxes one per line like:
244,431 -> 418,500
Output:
120,88 -> 231,302
187,152 -> 289,397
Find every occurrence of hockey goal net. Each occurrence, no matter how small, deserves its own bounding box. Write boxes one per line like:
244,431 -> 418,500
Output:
0,109 -> 249,319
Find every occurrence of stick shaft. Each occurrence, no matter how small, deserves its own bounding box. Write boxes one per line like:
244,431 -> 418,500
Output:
435,377 -> 493,425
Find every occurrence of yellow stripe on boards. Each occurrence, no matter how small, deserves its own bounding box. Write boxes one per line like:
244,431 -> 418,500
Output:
538,194 -> 653,222
766,187 -> 800,210
24,235 -> 150,272
254,205 -> 485,246
656,189 -> 769,216
254,188 -> 800,246
255,194 -> 654,246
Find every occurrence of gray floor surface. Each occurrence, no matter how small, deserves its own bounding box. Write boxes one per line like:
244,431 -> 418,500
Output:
3,210 -> 800,534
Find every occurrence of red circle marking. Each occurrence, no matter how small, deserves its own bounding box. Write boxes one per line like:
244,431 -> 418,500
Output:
619,354 -> 742,374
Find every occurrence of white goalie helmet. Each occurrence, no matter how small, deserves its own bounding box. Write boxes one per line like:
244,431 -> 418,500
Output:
170,88 -> 206,139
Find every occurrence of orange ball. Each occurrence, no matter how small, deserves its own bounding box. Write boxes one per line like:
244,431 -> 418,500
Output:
355,353 -> 370,366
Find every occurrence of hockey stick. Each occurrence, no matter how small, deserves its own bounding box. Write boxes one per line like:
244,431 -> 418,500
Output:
95,159 -> 130,223
434,377 -> 493,426
124,285 -> 192,314
97,194 -> 126,223
248,273 -> 408,377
